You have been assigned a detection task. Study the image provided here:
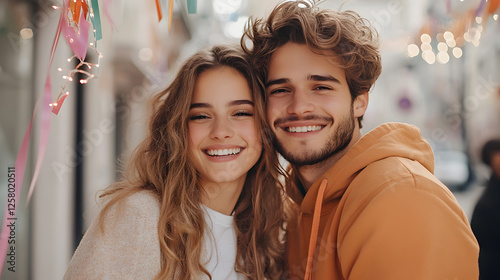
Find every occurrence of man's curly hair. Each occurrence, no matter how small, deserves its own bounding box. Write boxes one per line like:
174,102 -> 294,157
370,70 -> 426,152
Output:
241,0 -> 382,127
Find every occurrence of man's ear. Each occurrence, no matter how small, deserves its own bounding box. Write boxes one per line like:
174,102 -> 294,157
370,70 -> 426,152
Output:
353,91 -> 369,118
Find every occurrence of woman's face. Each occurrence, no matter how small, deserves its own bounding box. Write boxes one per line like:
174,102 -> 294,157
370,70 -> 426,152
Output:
188,66 -> 262,187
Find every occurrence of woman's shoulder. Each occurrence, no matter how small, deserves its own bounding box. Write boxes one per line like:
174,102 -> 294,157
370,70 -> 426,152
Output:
103,189 -> 161,225
63,190 -> 162,279
121,189 -> 161,208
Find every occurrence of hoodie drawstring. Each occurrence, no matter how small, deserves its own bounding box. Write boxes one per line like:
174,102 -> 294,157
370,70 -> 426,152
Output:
304,178 -> 328,280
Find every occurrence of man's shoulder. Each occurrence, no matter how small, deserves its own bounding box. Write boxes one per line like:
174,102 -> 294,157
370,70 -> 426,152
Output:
347,156 -> 448,198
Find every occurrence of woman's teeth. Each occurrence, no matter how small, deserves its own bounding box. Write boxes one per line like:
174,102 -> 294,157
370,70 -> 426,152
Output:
206,148 -> 241,156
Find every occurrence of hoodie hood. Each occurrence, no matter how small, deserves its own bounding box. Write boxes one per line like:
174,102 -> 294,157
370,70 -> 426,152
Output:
291,122 -> 435,214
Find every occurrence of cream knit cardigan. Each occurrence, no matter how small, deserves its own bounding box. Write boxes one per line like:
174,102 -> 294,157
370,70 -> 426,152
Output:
63,191 -> 162,279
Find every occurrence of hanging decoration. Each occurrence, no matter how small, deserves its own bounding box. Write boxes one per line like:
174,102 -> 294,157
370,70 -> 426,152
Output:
0,0 -> 197,275
90,0 -> 103,41
168,0 -> 174,30
188,0 -> 197,14
155,0 -> 163,21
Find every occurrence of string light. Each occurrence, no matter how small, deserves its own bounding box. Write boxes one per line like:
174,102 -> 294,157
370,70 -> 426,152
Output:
453,47 -> 463,58
446,38 -> 456,48
407,44 -> 419,57
438,42 -> 448,52
443,31 -> 454,41
52,41 -> 103,111
420,33 -> 432,44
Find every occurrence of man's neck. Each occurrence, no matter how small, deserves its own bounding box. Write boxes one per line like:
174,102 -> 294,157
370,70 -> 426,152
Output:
296,149 -> 346,191
296,129 -> 362,192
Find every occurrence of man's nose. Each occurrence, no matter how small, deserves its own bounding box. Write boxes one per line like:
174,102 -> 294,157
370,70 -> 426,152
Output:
286,89 -> 315,116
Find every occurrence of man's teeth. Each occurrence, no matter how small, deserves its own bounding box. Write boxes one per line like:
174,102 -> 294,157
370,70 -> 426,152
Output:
287,125 -> 322,133
207,148 -> 242,156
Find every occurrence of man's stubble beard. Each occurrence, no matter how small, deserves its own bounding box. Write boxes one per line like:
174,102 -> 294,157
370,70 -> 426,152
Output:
273,109 -> 355,167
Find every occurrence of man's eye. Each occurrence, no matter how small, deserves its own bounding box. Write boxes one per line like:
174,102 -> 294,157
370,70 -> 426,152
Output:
269,88 -> 289,95
314,86 -> 332,90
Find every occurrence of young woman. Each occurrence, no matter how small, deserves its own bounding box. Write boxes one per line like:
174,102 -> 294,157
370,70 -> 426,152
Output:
63,45 -> 286,280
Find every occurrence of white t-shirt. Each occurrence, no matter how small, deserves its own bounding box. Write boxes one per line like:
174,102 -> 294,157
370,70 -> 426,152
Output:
201,204 -> 247,280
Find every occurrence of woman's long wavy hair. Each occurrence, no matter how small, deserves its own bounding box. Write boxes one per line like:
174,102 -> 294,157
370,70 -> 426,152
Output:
241,0 -> 382,128
98,45 -> 286,279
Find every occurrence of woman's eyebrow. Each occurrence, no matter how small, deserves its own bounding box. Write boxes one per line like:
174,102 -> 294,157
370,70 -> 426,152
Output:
189,100 -> 253,109
228,99 -> 254,106
190,103 -> 212,109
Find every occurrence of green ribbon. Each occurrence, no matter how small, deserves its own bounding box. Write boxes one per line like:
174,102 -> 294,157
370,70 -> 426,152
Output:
187,0 -> 197,14
90,0 -> 103,41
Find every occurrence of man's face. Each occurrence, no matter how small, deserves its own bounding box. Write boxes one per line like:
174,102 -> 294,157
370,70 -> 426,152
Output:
265,42 -> 367,167
491,152 -> 500,178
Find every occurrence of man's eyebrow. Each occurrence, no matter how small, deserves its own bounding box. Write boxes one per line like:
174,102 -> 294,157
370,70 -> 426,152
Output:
308,74 -> 341,84
266,75 -> 341,88
265,78 -> 289,88
189,100 -> 253,109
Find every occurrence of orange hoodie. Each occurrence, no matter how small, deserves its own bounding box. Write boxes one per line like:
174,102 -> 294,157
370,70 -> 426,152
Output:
284,123 -> 479,280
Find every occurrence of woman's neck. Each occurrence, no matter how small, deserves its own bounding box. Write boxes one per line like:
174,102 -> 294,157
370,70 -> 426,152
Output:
201,177 -> 246,216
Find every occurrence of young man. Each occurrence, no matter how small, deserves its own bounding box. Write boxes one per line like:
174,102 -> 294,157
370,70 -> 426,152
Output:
242,1 -> 479,279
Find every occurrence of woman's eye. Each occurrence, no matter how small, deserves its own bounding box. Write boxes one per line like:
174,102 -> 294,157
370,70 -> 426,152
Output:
234,111 -> 253,117
189,114 -> 209,120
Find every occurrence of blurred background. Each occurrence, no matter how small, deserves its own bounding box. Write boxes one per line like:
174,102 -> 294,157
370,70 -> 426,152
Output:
0,0 -> 499,278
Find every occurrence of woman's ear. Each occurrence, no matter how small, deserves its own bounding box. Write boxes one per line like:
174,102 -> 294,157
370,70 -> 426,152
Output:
353,91 -> 369,118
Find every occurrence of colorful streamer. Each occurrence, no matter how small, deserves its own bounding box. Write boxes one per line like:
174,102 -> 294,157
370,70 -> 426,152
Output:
485,0 -> 500,18
104,0 -> 115,30
0,105 -> 34,277
69,0 -> 89,26
90,0 -> 103,41
50,92 -> 69,115
0,0 -> 67,273
168,0 -> 174,31
475,0 -> 487,18
187,0 -> 197,14
155,0 -> 163,21
62,9 -> 90,61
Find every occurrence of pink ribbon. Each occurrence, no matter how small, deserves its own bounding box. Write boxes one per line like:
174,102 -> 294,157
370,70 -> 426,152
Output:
0,0 -> 66,274
475,0 -> 487,17
104,0 -> 115,30
62,7 -> 90,61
